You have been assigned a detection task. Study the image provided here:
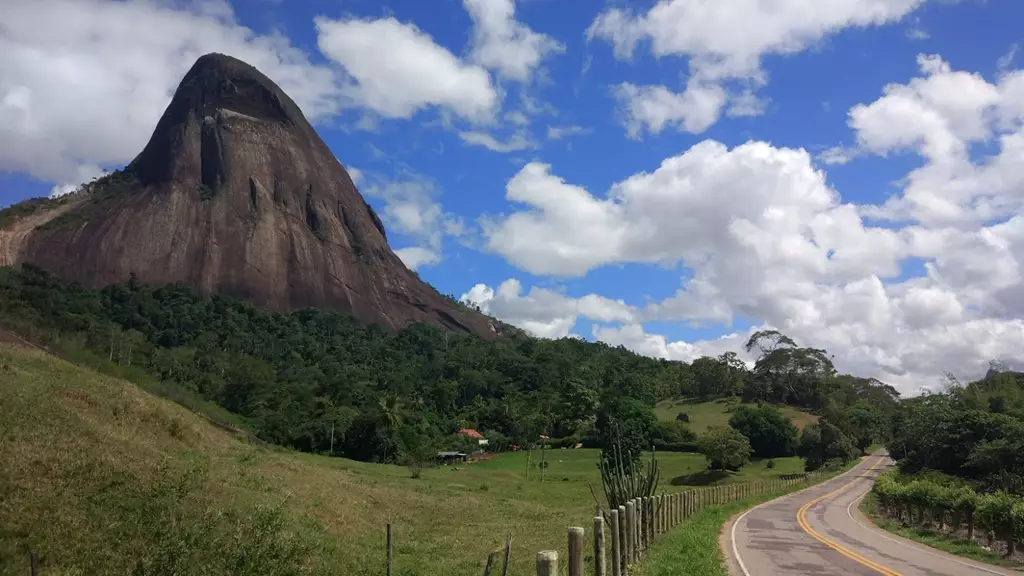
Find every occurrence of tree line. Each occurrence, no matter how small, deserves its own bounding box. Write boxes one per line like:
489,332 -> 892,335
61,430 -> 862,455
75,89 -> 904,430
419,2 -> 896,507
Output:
871,367 -> 1024,556
0,264 -> 901,468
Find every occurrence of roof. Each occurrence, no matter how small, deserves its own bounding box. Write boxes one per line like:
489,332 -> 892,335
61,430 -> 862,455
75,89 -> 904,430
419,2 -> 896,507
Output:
457,428 -> 485,439
437,451 -> 468,457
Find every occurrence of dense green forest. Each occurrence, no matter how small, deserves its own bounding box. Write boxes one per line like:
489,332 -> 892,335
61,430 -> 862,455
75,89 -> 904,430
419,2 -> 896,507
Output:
0,264 -> 904,469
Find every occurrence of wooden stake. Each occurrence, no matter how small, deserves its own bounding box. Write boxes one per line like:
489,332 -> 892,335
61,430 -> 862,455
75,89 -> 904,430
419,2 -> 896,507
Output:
610,509 -> 621,576
617,504 -> 628,574
568,527 -> 584,576
386,523 -> 393,576
625,500 -> 635,564
502,534 -> 512,576
594,515 -> 607,576
537,550 -> 559,576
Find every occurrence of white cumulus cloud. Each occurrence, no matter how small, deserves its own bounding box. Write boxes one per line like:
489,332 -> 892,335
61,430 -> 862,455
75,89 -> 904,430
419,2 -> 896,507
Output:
464,0 -> 564,82
587,0 -> 928,135
472,58 -> 1024,393
315,16 -> 498,122
0,0 -> 342,189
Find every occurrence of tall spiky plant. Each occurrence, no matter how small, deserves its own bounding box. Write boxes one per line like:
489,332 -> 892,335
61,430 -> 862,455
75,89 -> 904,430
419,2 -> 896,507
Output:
590,426 -> 661,519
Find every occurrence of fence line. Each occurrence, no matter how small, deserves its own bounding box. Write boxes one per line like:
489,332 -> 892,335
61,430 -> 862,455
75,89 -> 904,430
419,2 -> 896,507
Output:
371,470 -> 827,576
532,470 -> 825,576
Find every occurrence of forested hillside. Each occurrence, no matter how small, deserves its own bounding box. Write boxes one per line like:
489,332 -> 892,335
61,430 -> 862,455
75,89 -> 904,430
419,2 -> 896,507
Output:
1,264 -> 898,466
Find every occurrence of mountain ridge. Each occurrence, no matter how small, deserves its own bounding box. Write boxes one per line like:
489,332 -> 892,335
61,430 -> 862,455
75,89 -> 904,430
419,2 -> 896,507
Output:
0,52 -> 498,338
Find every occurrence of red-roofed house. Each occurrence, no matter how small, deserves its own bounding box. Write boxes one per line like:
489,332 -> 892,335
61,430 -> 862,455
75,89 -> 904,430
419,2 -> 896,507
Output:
457,428 -> 489,446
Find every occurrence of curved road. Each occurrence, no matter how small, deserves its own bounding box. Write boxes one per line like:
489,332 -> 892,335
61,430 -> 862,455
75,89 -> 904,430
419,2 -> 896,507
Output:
724,452 -> 1018,576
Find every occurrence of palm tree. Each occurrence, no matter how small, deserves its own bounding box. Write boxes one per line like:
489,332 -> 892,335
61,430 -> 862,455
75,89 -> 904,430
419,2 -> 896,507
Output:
377,393 -> 404,463
378,393 -> 404,430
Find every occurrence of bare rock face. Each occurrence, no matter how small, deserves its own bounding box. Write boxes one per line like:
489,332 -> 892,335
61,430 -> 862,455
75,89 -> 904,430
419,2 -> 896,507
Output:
2,53 -> 496,338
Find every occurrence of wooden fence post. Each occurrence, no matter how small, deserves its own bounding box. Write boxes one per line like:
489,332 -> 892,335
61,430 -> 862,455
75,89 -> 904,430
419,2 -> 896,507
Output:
659,495 -> 665,533
669,494 -> 674,527
654,495 -> 661,536
635,498 -> 642,555
610,509 -> 621,576
617,504 -> 627,573
639,498 -> 646,551
670,494 -> 676,527
625,500 -> 635,564
386,523 -> 393,576
645,497 -> 652,547
30,552 -> 38,576
595,515 -> 607,576
537,551 -> 559,576
568,527 -> 584,576
484,550 -> 500,576
648,497 -> 655,544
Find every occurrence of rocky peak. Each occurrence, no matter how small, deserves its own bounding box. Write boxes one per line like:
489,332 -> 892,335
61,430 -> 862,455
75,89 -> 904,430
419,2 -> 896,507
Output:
2,53 -> 495,339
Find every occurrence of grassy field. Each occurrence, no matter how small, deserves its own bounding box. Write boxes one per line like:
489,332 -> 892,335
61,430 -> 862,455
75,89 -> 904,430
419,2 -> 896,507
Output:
0,344 -> 813,576
655,396 -> 820,432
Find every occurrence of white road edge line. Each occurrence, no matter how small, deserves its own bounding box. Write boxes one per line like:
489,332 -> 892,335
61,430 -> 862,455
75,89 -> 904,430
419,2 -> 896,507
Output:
846,487 -> 1015,576
729,459 -> 871,576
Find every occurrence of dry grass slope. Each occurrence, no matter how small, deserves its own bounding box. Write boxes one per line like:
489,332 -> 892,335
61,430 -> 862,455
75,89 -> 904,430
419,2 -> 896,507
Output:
0,344 -> 818,575
0,344 -> 603,575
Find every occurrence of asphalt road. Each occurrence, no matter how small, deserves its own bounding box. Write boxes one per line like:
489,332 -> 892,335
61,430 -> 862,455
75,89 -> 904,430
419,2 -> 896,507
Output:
724,453 -> 1019,576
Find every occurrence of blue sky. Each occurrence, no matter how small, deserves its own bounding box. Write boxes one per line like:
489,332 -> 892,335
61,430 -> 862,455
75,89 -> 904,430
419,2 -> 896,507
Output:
3,0 -> 1024,392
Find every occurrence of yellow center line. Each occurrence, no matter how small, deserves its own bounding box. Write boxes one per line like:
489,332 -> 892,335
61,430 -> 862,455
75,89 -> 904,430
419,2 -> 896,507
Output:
795,457 -> 902,576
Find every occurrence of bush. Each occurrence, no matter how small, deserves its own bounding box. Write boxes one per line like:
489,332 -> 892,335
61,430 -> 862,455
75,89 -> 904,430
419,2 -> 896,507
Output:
797,421 -> 858,472
727,405 -> 798,459
872,471 -> 1024,556
675,412 -> 690,423
765,459 -> 776,470
652,420 -> 698,452
696,426 -> 752,471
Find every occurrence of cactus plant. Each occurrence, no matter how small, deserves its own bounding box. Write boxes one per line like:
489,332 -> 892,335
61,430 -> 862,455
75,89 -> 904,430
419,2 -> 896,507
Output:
590,426 -> 661,520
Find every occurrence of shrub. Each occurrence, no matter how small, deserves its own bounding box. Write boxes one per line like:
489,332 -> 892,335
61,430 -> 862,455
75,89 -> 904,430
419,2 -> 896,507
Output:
797,421 -> 858,472
675,412 -> 690,423
872,471 -> 1024,556
696,426 -> 752,471
728,405 -> 798,459
652,420 -> 698,452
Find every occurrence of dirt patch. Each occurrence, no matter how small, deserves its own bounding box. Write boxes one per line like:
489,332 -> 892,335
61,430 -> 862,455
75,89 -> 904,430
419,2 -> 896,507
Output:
0,326 -> 47,352
0,196 -> 81,267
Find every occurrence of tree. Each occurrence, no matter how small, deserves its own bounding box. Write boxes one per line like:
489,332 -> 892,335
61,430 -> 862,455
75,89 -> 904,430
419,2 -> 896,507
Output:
845,401 -> 885,454
728,405 -> 798,458
697,426 -> 752,471
690,356 -> 731,399
595,395 -> 656,468
797,420 -> 858,472
744,329 -> 796,359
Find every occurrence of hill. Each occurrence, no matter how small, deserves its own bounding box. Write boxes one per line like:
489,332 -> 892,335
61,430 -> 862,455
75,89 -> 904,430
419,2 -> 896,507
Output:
0,342 -> 808,576
0,53 -> 496,339
0,264 -> 903,469
655,397 -> 819,432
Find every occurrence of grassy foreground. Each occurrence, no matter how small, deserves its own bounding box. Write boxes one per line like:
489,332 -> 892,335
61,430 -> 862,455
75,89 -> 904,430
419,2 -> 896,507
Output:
655,397 -> 819,432
859,494 -> 1022,569
0,344 -> 817,576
